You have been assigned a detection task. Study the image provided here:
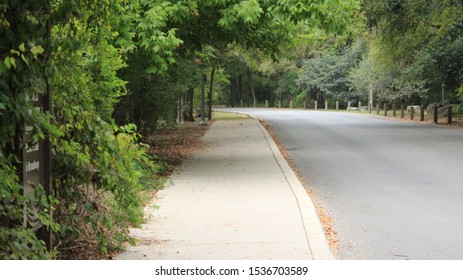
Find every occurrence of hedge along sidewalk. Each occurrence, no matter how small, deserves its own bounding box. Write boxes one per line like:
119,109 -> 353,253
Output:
115,118 -> 334,260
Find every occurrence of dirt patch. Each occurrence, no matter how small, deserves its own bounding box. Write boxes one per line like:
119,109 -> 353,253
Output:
260,120 -> 339,252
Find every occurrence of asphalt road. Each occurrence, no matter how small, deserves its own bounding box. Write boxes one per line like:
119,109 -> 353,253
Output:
216,108 -> 463,259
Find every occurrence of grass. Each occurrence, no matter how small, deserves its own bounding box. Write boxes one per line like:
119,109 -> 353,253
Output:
211,111 -> 249,121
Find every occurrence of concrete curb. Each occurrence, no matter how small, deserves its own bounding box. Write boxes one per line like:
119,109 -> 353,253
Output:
213,109 -> 335,260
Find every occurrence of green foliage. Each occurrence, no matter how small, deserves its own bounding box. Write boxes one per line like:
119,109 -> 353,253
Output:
362,0 -> 463,104
137,0 -> 183,74
49,0 -> 153,258
0,0 -> 60,260
115,53 -> 203,133
0,155 -> 57,259
52,120 -> 147,257
117,0 -> 363,127
1,0 -> 160,259
348,51 -> 375,98
297,39 -> 367,102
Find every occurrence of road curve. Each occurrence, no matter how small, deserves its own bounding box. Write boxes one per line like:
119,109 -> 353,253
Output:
216,108 -> 463,260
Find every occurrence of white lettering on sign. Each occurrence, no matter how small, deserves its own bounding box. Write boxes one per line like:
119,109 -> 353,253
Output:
26,143 -> 39,153
25,94 -> 39,102
25,161 -> 40,172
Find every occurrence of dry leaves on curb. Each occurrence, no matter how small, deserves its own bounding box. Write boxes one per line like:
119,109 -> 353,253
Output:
260,120 -> 339,252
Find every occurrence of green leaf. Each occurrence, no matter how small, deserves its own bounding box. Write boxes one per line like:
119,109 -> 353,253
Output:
30,45 -> 45,57
4,57 -> 11,69
20,54 -> 29,66
9,57 -> 16,69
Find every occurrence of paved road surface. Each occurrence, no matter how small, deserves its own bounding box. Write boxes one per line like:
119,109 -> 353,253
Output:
217,108 -> 463,259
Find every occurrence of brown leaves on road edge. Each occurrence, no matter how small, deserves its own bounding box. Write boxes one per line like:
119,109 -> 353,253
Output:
260,120 -> 339,253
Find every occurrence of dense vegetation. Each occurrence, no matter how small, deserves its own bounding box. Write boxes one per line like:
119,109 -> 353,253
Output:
1,0 -> 462,259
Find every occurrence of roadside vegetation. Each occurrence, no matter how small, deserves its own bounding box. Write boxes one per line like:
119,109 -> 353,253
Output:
1,0 -> 462,259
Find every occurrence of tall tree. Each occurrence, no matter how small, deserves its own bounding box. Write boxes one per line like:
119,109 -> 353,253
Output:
362,0 -> 463,103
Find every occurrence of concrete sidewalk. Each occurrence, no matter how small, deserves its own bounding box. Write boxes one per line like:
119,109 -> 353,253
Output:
115,118 -> 334,260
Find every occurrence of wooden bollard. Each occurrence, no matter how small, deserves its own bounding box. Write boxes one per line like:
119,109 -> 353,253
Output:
434,104 -> 438,123
359,101 -> 362,112
384,103 -> 387,116
368,102 -> 372,113
325,100 -> 328,110
420,106 -> 425,121
336,101 -> 339,111
376,103 -> 380,114
410,106 -> 414,120
393,103 -> 396,117
290,100 -> 293,108
348,101 -> 351,112
303,101 -> 306,109
401,104 -> 404,118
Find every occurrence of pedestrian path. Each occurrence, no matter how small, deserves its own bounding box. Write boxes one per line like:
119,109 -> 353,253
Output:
115,118 -> 333,260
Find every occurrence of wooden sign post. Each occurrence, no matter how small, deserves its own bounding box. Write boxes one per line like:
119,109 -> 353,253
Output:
23,89 -> 52,250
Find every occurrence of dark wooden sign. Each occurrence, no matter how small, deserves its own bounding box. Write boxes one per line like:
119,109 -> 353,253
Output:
22,91 -> 52,249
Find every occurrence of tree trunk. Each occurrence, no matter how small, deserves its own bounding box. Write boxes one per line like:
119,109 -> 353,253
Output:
230,76 -> 236,108
180,96 -> 185,122
268,85 -> 274,107
176,98 -> 181,123
207,67 -> 215,121
239,74 -> 243,104
247,68 -> 257,107
368,83 -> 373,108
186,88 -> 195,122
413,94 -> 421,105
